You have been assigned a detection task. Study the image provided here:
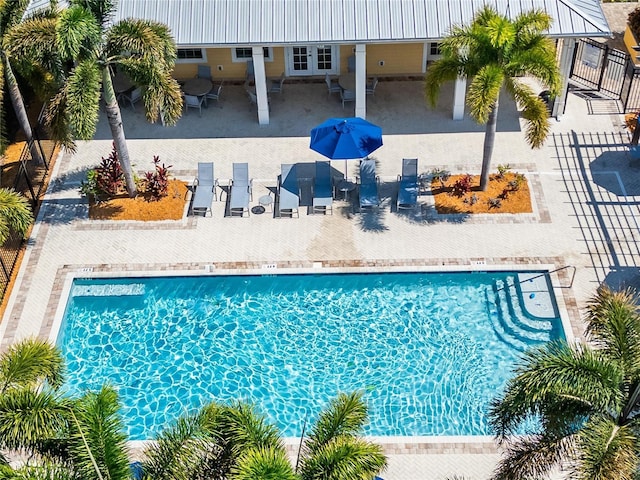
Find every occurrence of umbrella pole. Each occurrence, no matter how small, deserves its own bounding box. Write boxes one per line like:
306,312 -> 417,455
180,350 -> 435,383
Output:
344,159 -> 348,180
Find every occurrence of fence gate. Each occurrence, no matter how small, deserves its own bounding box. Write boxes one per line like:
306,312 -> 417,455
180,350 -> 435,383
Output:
570,39 -> 628,99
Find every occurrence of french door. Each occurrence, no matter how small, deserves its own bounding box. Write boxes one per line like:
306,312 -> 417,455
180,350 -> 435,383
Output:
286,45 -> 339,76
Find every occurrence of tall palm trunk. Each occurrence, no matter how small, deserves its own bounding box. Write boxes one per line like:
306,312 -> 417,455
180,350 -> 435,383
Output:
3,54 -> 44,166
480,99 -> 499,191
101,67 -> 136,197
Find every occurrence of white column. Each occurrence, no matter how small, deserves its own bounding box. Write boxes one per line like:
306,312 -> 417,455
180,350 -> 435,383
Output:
452,76 -> 466,120
355,44 -> 366,118
552,38 -> 577,119
252,46 -> 269,125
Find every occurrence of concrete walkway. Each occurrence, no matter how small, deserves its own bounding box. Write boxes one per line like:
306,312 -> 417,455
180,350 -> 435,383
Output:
1,80 -> 637,479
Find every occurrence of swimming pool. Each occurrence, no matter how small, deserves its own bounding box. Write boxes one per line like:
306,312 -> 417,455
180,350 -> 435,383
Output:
57,271 -> 565,440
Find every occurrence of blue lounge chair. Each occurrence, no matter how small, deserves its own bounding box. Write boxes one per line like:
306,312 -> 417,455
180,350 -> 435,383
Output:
312,161 -> 333,214
358,158 -> 379,210
191,162 -> 217,216
278,163 -> 299,218
229,163 -> 252,217
397,158 -> 419,209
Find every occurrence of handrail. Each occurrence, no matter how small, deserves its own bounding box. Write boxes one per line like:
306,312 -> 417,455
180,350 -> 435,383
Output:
495,265 -> 576,291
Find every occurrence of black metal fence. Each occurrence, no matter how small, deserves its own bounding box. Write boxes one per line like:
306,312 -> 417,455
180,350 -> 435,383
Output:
0,124 -> 57,299
570,38 -> 640,113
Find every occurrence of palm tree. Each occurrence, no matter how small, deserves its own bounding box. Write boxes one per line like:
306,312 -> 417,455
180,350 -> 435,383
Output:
425,6 -> 560,190
7,0 -> 183,197
0,0 -> 46,164
489,286 -> 640,480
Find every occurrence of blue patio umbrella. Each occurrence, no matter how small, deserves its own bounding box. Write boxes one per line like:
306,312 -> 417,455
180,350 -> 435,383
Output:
310,117 -> 383,176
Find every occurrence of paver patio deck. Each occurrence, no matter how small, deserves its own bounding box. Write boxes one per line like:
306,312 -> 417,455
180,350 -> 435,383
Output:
0,79 -> 637,479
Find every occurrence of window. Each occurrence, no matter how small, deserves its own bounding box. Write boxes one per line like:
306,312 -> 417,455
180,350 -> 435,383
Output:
429,43 -> 441,56
232,47 -> 273,62
176,49 -> 206,63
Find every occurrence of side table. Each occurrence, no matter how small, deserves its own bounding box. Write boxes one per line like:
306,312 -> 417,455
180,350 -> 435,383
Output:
259,194 -> 273,212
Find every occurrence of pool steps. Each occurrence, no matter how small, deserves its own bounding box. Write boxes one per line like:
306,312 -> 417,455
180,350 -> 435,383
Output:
486,277 -> 553,351
71,284 -> 145,297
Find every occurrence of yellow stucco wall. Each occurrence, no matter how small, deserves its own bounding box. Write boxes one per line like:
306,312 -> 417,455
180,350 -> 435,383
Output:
339,43 -> 424,75
172,47 -> 286,80
366,43 -> 424,75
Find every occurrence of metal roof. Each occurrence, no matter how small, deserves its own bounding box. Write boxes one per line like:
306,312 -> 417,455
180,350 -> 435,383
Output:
27,0 -> 611,46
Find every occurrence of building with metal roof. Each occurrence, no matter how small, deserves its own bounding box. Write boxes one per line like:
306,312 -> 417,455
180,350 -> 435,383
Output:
24,0 -> 612,124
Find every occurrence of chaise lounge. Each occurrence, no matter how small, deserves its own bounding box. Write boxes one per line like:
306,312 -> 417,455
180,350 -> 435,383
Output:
278,163 -> 300,218
312,161 -> 333,214
229,163 -> 252,217
191,162 -> 217,216
397,158 -> 419,210
358,158 -> 380,211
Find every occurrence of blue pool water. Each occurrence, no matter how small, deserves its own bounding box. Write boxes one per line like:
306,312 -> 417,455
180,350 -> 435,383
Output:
58,271 -> 564,439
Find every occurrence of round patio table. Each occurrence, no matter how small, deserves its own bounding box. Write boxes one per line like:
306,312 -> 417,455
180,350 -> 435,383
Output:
183,78 -> 213,96
338,73 -> 355,91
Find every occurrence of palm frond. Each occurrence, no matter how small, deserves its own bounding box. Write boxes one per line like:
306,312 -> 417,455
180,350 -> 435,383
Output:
466,64 -> 503,123
0,188 -> 33,241
0,388 -> 69,450
574,414 -> 639,480
214,401 -> 283,457
71,0 -> 115,28
513,9 -> 553,39
490,341 -> 624,439
299,436 -> 387,480
491,432 -> 575,480
485,13 -> 515,50
0,338 -> 64,392
5,16 -> 66,89
424,58 -> 464,107
584,286 -> 640,378
0,458 -> 76,480
64,59 -> 101,140
56,5 -> 100,61
42,85 -> 77,151
0,0 -> 30,33
106,19 -> 177,67
143,411 -> 219,480
506,78 -> 551,148
67,386 -> 130,480
232,446 -> 297,480
142,70 -> 183,125
304,391 -> 368,457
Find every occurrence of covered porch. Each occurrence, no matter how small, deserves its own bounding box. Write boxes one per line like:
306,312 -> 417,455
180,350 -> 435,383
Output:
99,79 -> 523,141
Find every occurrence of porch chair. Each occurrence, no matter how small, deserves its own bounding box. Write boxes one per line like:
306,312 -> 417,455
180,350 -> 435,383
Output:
184,94 -> 205,116
269,72 -> 286,94
246,88 -> 269,108
197,64 -> 212,79
121,87 -> 142,109
325,72 -> 341,96
366,77 -> 379,96
341,88 -> 355,108
205,81 -> 223,105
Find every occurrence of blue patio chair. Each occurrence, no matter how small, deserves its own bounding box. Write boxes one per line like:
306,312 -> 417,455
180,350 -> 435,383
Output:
312,161 -> 333,214
278,163 -> 300,218
191,162 -> 217,216
229,162 -> 252,217
397,158 -> 419,210
357,158 -> 379,210
269,72 -> 286,94
325,72 -> 341,96
197,64 -> 212,79
341,88 -> 355,108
